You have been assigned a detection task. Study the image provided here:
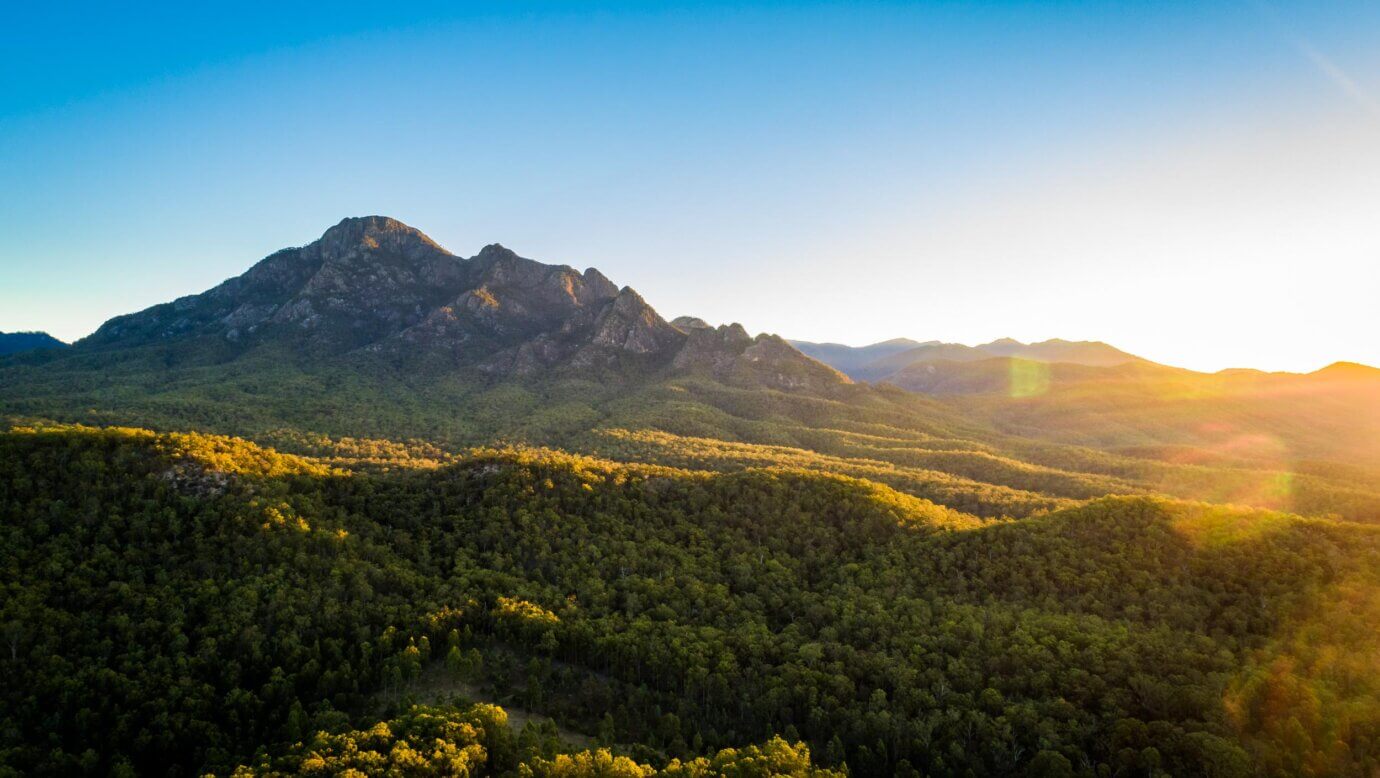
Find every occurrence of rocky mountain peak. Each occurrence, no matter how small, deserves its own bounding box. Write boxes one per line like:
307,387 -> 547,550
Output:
670,322 -> 850,393
671,316 -> 712,332
477,242 -> 517,258
588,288 -> 684,355
315,215 -> 446,258
581,268 -> 620,300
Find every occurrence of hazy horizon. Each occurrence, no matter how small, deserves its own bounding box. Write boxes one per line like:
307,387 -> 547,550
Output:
4,2 -> 1379,372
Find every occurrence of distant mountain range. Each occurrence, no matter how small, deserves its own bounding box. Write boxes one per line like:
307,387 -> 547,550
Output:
791,337 -> 1146,384
791,334 -> 1380,467
794,334 -> 1375,393
0,331 -> 66,356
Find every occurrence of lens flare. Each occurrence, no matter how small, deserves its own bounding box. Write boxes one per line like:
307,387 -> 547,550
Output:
1008,359 -> 1051,398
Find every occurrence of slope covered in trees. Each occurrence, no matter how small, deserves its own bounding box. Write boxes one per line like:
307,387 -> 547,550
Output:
5,425 -> 1380,776
939,359 -> 1380,470
0,331 -> 67,356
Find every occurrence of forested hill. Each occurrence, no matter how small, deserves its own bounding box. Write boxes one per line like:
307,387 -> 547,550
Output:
7,424 -> 1380,776
0,330 -> 66,356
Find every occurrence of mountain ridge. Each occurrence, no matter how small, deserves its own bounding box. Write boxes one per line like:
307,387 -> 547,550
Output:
0,331 -> 67,356
5,218 -> 1377,472
72,216 -> 848,393
795,336 -> 1147,383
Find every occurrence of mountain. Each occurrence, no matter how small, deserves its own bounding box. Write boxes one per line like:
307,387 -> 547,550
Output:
670,315 -> 713,331
799,336 -> 1146,382
790,337 -> 931,374
975,337 -> 1144,366
849,342 -> 993,381
0,331 -> 67,355
77,216 -> 846,392
884,356 -> 1180,395
3,215 -> 1378,477
4,217 -> 1378,477
1313,360 -> 1380,381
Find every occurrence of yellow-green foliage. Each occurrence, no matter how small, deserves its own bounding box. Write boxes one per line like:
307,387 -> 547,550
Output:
236,704 -> 838,777
161,431 -> 336,478
521,749 -> 656,777
658,738 -> 843,777
586,428 -> 1070,519
1223,526 -> 1380,776
259,428 -> 457,470
495,596 -> 560,626
4,422 -> 337,478
522,737 -> 841,777
235,705 -> 498,776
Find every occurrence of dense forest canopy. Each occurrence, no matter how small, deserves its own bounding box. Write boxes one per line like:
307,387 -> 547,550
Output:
4,424 -> 1380,776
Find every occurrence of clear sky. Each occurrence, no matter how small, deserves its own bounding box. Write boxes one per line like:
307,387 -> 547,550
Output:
3,1 -> 1378,372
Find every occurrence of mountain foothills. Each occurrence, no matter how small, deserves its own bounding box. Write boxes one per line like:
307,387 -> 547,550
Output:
3,217 -> 1380,777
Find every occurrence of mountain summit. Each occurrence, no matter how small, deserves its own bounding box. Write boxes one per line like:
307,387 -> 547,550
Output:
79,217 -> 846,391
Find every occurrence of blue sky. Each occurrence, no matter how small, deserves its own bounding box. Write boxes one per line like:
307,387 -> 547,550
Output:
3,1 -> 1378,371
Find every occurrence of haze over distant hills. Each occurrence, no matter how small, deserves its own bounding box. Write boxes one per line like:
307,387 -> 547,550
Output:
792,337 -> 1147,383
792,334 -> 1380,468
783,337 -> 932,375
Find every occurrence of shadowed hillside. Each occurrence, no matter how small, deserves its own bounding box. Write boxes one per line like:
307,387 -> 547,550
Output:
0,330 -> 66,356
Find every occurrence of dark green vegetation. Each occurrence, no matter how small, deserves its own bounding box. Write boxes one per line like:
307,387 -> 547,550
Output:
0,330 -> 66,356
5,426 -> 1380,777
0,427 -> 842,776
4,217 -> 1380,775
235,703 -> 838,776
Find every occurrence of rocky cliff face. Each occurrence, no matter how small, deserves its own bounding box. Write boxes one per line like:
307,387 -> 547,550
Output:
88,217 -> 464,350
80,216 -> 848,390
674,325 -> 851,392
